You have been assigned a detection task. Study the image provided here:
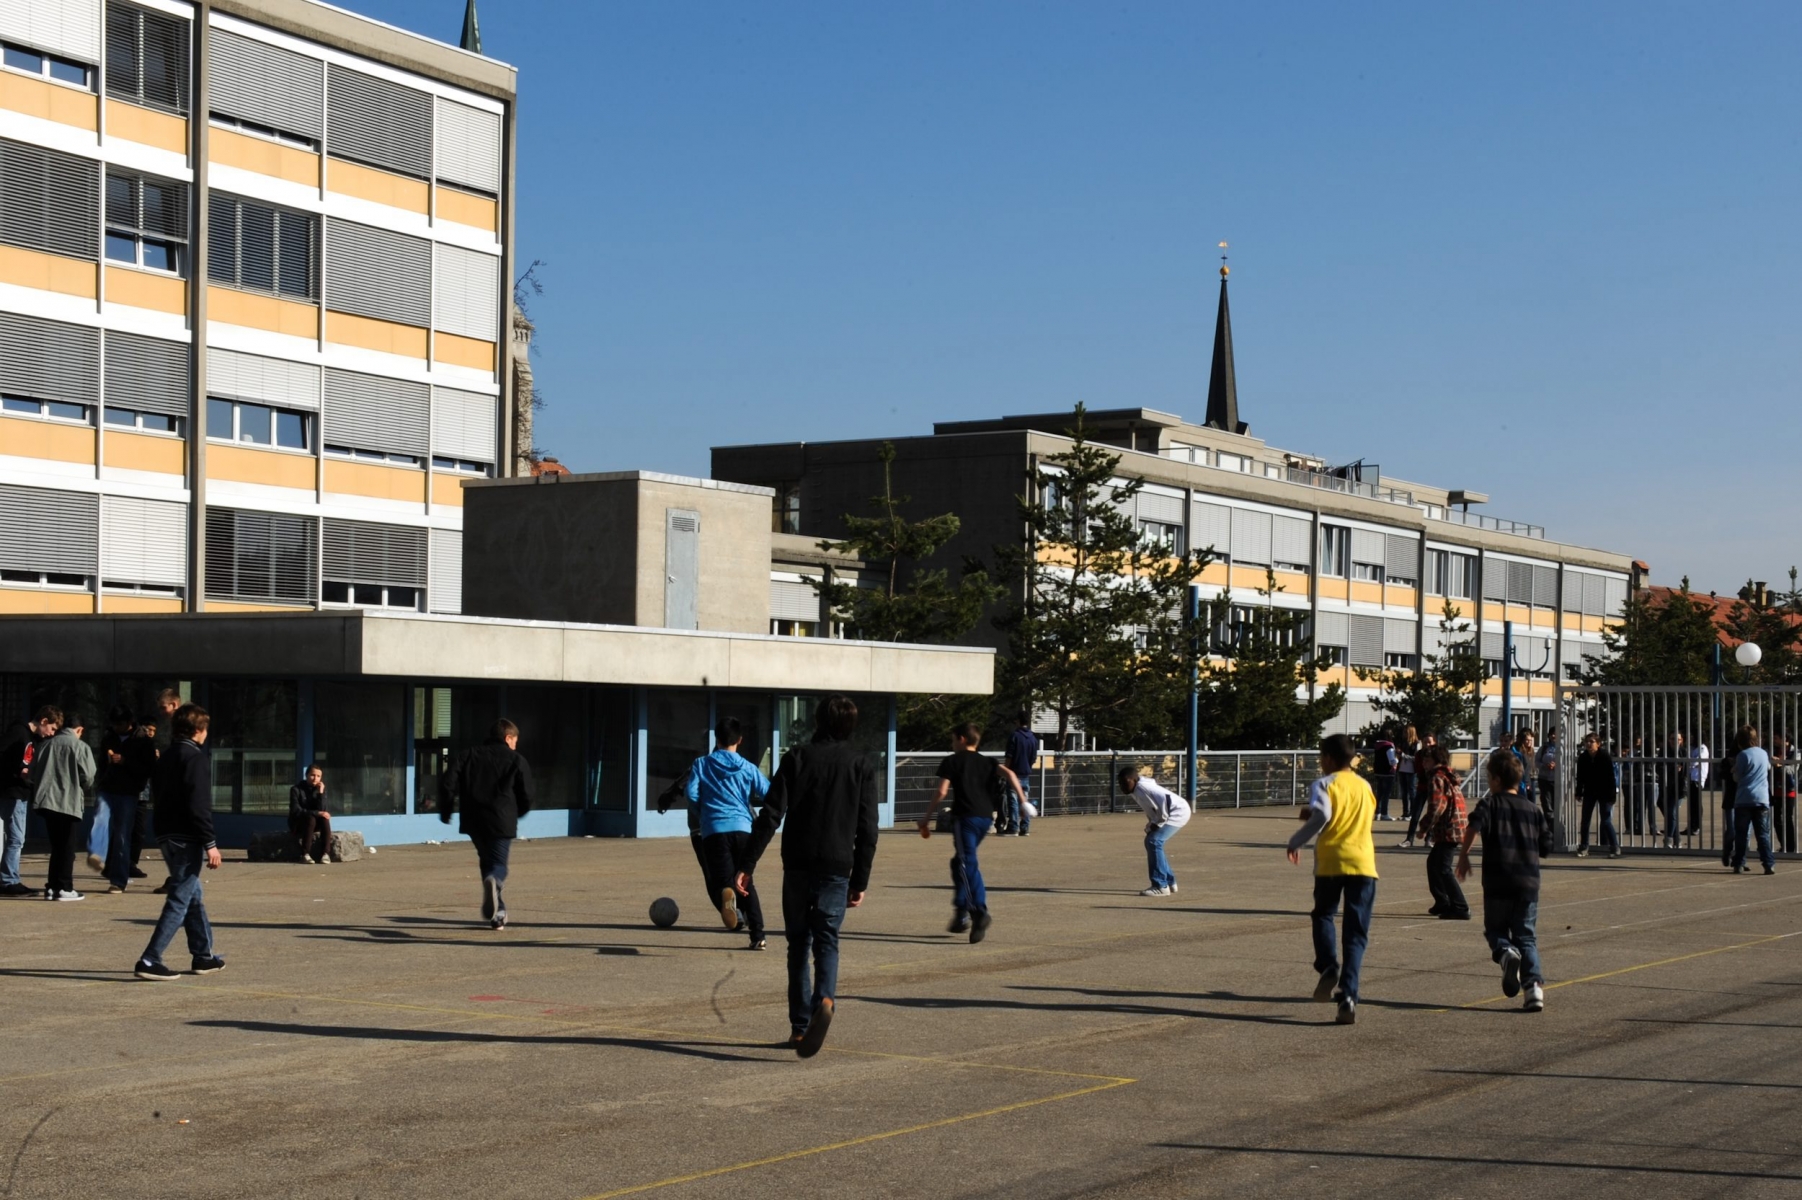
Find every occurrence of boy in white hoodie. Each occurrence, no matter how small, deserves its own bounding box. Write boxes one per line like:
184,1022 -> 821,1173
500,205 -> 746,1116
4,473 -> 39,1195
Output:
1119,767 -> 1192,897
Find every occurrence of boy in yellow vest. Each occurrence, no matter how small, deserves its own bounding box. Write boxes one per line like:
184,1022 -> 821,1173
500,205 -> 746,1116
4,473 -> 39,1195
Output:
1286,734 -> 1378,1025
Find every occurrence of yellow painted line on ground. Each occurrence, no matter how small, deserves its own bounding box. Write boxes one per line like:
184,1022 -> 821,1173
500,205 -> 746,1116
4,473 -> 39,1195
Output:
573,1077 -> 1136,1200
1441,930 -> 1802,1012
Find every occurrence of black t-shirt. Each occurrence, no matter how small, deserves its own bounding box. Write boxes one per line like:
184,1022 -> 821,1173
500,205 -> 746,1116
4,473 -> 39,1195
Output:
1469,790 -> 1553,897
937,749 -> 1001,819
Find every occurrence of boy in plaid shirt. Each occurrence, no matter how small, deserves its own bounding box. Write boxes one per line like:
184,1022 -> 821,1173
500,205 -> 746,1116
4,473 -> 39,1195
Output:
1416,745 -> 1469,920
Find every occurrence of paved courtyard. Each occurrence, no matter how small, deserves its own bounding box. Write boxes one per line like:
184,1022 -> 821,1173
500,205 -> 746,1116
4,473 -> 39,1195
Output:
4,810 -> 1801,1199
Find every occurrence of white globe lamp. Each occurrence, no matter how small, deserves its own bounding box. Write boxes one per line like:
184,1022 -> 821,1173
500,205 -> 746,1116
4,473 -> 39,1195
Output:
1736,642 -> 1763,669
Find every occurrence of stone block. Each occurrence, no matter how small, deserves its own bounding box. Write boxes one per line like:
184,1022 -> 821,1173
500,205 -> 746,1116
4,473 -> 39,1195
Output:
327,831 -> 365,862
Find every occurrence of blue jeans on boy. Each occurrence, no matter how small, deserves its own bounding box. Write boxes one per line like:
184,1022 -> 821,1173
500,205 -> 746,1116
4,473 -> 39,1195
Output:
1373,775 -> 1394,819
1482,890 -> 1542,987
1311,875 -> 1376,1001
1145,823 -> 1178,889
0,796 -> 25,886
473,835 -> 512,886
99,793 -> 136,889
1733,806 -> 1775,872
1004,782 -> 1032,835
140,839 -> 215,966
783,872 -> 848,1035
950,816 -> 992,917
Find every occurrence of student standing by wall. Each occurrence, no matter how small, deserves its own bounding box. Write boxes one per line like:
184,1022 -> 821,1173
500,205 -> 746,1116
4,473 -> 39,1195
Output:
30,708 -> 95,902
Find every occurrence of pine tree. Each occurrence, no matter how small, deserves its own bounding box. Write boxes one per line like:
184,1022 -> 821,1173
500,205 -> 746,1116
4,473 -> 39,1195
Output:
1723,570 -> 1802,684
1357,599 -> 1486,742
1196,571 -> 1345,749
992,405 -> 1215,750
1578,578 -> 1720,686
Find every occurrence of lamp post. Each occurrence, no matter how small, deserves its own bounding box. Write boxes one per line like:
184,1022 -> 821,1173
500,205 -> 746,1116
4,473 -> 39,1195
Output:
1736,641 -> 1762,683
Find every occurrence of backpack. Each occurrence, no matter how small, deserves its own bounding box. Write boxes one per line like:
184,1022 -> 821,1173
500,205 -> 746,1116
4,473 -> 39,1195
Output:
655,765 -> 692,815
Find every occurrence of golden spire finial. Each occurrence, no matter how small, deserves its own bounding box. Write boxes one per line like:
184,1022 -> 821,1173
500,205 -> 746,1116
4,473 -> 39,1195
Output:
1218,240 -> 1229,279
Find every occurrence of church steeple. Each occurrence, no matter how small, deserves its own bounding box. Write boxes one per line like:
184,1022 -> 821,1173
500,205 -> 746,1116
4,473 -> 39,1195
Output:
459,0 -> 482,54
1205,243 -> 1246,434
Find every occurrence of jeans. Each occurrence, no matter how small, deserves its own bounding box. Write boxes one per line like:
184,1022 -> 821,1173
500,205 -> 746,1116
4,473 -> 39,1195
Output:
1145,823 -> 1179,889
141,839 -> 214,965
0,795 -> 25,886
702,830 -> 764,937
87,799 -> 110,862
1397,772 -> 1417,820
1660,779 -> 1683,843
40,810 -> 81,894
782,872 -> 848,1035
1483,890 -> 1541,987
949,816 -> 992,917
472,835 -> 512,888
1425,842 -> 1467,916
1578,798 -> 1618,851
1733,807 -> 1775,871
1004,781 -> 1033,835
100,793 -> 137,888
1687,781 -> 1704,835
1310,875 -> 1376,1001
1373,775 -> 1394,819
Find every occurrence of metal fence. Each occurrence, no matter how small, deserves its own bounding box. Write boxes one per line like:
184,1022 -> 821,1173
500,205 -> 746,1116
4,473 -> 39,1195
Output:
1551,685 -> 1802,857
892,749 -> 1316,825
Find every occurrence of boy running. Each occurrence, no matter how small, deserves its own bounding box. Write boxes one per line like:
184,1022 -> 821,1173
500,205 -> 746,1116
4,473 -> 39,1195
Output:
686,716 -> 771,950
1457,748 -> 1553,1012
1118,767 -> 1191,896
919,724 -> 1026,944
1286,734 -> 1377,1026
1414,746 -> 1469,920
737,695 -> 880,1057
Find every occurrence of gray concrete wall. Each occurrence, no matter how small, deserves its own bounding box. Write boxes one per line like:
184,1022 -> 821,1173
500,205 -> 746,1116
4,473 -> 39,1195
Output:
632,479 -> 772,635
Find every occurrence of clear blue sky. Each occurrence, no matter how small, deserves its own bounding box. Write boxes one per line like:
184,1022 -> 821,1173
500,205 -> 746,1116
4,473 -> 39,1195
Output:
364,1 -> 1802,594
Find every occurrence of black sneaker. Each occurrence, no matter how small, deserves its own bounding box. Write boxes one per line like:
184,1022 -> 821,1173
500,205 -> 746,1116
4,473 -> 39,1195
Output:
1312,966 -> 1340,1002
190,955 -> 225,975
1335,996 -> 1357,1025
1765,866 -> 1777,876
947,913 -> 970,935
747,935 -> 767,951
492,907 -> 508,931
969,911 -> 992,944
1,882 -> 33,897
129,866 -> 148,879
796,996 -> 834,1058
1500,947 -> 1522,998
135,959 -> 180,981
481,877 -> 498,922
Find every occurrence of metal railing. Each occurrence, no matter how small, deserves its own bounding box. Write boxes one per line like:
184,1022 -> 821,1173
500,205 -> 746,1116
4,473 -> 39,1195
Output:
1432,508 -> 1546,540
892,749 -> 1315,825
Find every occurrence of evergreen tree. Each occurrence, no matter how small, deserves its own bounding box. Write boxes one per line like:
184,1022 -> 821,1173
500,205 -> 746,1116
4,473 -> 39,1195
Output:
1196,571 -> 1344,749
1357,599 -> 1486,742
813,442 -> 1003,748
1723,570 -> 1802,683
1578,577 -> 1720,686
992,405 -> 1214,750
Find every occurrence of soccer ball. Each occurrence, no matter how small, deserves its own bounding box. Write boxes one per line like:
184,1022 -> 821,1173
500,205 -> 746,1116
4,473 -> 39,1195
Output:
649,897 -> 680,928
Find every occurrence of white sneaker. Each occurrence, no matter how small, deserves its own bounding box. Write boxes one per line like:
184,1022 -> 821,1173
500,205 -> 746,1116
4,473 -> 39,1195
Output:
1139,886 -> 1172,897
55,889 -> 85,902
1523,982 -> 1544,1012
1398,838 -> 1414,849
300,855 -> 315,865
1170,882 -> 1179,894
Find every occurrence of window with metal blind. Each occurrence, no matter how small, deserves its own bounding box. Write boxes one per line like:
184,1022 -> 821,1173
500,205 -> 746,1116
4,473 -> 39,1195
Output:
1229,507 -> 1272,565
428,526 -> 461,614
325,63 -> 429,178
205,507 -> 315,605
434,96 -> 501,194
1349,528 -> 1385,568
0,310 -> 99,404
1384,618 -> 1417,654
0,0 -> 103,63
322,367 -> 427,459
1482,556 -> 1506,601
1191,500 -> 1231,558
433,243 -> 499,341
324,218 -> 429,327
770,578 -> 818,623
1532,564 -> 1558,608
104,168 -> 185,273
1603,575 -> 1627,617
430,387 -> 496,465
105,1 -> 187,114
103,330 -> 188,418
1315,610 -> 1349,649
208,193 -> 316,300
1562,569 -> 1583,612
207,347 -> 318,410
0,136 -> 98,260
1506,561 -> 1533,605
1581,573 -> 1605,616
1480,630 -> 1505,660
1135,488 -> 1184,525
0,483 -> 97,580
100,493 -> 184,588
1384,534 -> 1418,584
322,517 -> 425,609
206,26 -> 321,142
1271,514 -> 1311,571
1348,614 -> 1385,667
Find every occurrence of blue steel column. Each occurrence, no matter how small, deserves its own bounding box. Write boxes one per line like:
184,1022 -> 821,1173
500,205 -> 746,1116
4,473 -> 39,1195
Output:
883,694 -> 898,827
632,686 -> 649,837
1187,583 -> 1201,798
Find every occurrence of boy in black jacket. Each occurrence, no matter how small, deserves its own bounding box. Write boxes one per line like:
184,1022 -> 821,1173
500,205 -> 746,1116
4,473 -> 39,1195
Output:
1457,748 -> 1555,1012
135,705 -> 225,981
440,719 -> 534,930
737,695 -> 879,1058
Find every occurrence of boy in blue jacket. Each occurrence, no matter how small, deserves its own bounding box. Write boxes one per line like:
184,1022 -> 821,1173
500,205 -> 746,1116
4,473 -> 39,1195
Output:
686,717 -> 771,949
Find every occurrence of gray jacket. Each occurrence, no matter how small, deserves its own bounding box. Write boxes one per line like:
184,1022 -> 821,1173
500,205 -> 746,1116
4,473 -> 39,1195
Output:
30,729 -> 96,818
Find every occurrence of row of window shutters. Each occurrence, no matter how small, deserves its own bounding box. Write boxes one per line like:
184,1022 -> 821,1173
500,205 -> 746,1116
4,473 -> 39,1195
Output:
1116,491 -> 1627,616
0,484 -> 463,610
1,4 -> 503,194
0,312 -> 498,462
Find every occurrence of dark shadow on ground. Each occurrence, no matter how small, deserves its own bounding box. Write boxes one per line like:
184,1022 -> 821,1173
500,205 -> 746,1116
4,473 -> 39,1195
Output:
883,884 -> 1132,897
856,992 -> 1320,1027
1010,983 -> 1450,1013
1091,905 -> 1307,918
1622,1017 -> 1802,1031
0,968 -> 136,984
1155,1143 -> 1802,1181
190,1019 -> 782,1064
1433,1067 -> 1802,1090
110,918 -> 663,953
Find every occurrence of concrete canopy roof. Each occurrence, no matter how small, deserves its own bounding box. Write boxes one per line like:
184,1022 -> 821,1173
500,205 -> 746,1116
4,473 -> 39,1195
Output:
0,611 -> 994,695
